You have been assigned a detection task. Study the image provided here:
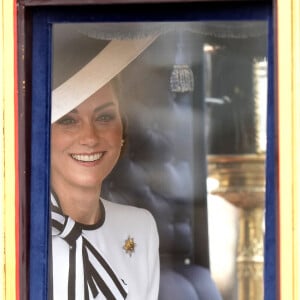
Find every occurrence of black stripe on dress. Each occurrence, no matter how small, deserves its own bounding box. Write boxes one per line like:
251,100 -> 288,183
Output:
84,238 -> 127,298
64,223 -> 82,245
82,245 -> 97,299
68,243 -> 76,300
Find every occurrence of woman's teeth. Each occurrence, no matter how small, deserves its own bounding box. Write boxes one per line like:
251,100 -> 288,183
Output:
71,153 -> 104,162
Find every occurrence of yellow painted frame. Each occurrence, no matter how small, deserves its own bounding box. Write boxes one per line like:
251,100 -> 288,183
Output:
0,0 -> 17,299
277,0 -> 300,299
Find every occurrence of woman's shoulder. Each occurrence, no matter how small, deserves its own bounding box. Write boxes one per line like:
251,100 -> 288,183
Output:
101,198 -> 155,224
100,198 -> 153,219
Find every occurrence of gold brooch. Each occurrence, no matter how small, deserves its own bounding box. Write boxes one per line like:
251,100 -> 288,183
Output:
123,236 -> 136,256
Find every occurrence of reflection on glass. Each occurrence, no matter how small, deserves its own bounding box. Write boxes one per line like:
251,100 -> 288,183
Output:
205,24 -> 267,300
51,21 -> 267,300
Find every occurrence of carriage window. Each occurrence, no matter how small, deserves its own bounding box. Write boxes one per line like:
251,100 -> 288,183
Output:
205,25 -> 267,300
50,20 -> 267,300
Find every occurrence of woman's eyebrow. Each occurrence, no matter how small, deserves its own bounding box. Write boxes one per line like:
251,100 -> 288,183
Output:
94,102 -> 115,113
68,102 -> 115,115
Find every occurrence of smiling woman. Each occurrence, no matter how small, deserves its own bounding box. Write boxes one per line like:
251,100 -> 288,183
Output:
51,84 -> 123,215
50,25 -> 161,300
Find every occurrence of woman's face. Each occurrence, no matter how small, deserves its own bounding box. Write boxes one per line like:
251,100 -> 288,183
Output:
51,83 -> 123,191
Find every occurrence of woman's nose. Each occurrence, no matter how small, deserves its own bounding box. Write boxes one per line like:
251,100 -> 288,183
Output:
79,122 -> 100,146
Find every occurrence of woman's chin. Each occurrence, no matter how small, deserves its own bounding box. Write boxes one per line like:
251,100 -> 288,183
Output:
74,177 -> 103,190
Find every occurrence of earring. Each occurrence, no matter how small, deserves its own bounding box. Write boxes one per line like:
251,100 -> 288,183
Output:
121,139 -> 125,147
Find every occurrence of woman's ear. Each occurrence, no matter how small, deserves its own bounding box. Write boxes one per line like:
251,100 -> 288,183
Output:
120,114 -> 128,155
121,114 -> 128,141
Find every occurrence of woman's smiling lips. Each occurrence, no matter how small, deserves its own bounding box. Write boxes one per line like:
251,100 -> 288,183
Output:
71,152 -> 105,163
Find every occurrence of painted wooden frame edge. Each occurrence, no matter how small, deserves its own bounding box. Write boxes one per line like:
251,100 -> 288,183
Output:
0,0 -> 18,299
276,0 -> 300,299
19,0 -> 268,6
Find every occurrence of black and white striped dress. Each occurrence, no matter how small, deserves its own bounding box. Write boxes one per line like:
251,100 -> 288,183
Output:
51,194 -> 160,300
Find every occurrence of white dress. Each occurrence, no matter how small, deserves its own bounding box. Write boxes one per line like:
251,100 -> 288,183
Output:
52,195 -> 160,300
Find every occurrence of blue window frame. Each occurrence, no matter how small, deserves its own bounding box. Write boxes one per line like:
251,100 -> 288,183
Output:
30,2 -> 275,299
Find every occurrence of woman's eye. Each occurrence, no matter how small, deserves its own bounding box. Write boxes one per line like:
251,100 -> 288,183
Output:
96,113 -> 116,122
56,116 -> 77,125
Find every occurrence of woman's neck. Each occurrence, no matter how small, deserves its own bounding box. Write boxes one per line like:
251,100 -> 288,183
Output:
52,183 -> 102,225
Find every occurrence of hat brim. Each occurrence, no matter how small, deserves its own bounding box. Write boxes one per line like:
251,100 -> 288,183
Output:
51,35 -> 157,123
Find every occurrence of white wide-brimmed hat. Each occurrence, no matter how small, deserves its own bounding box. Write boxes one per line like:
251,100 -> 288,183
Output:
51,23 -> 159,123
